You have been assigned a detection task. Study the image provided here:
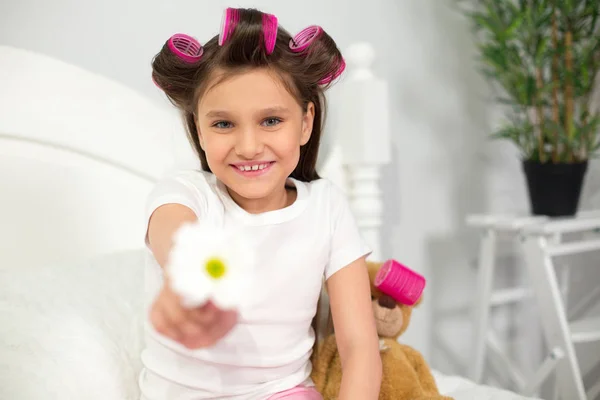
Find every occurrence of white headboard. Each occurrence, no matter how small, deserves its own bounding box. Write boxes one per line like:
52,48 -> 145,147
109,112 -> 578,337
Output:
0,44 -> 389,268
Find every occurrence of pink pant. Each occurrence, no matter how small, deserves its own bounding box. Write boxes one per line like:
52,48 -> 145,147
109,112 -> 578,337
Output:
267,386 -> 323,399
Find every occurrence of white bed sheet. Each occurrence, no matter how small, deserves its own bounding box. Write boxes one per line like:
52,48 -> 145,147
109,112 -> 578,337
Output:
0,250 -> 540,400
433,371 -> 541,400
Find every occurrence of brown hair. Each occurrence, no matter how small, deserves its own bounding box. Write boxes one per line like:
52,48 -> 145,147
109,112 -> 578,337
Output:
151,7 -> 343,357
151,7 -> 345,183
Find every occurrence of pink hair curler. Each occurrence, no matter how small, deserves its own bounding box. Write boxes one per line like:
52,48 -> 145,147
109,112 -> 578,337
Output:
289,25 -> 323,53
318,57 -> 346,85
374,259 -> 425,306
219,7 -> 240,46
167,33 -> 204,63
262,12 -> 278,55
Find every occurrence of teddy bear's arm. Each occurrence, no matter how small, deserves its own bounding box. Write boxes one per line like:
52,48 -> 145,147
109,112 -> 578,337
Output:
398,344 -> 444,396
311,334 -> 341,396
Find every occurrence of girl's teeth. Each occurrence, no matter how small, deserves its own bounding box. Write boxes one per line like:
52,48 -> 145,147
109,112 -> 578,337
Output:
238,163 -> 269,172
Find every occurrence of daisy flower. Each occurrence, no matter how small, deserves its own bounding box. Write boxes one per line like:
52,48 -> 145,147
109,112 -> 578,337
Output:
166,221 -> 254,310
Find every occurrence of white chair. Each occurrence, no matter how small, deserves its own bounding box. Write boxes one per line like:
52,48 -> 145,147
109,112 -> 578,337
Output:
467,213 -> 600,399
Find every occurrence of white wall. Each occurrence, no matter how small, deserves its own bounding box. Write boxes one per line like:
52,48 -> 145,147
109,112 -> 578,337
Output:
2,0 -> 599,390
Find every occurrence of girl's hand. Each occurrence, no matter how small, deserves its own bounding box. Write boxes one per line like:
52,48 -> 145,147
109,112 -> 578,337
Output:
150,278 -> 238,349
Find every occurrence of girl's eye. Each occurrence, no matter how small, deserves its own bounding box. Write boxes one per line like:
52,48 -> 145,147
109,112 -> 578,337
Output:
213,121 -> 233,129
262,117 -> 282,127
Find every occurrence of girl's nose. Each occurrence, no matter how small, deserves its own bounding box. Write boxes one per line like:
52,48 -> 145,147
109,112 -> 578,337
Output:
235,128 -> 264,159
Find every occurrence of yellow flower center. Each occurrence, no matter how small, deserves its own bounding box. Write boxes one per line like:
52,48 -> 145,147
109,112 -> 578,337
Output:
205,258 -> 227,279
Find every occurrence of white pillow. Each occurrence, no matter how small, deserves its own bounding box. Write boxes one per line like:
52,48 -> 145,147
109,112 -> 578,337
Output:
0,249 -> 146,400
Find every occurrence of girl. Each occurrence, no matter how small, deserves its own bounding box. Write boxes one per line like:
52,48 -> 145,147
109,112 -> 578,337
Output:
142,7 -> 381,400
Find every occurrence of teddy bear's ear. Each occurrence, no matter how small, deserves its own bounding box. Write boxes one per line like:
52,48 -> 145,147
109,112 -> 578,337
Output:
367,262 -> 382,283
366,262 -> 383,293
414,294 -> 424,307
367,262 -> 380,278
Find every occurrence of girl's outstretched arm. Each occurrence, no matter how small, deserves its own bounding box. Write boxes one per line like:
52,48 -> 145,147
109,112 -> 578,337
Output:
147,203 -> 237,348
327,255 -> 382,399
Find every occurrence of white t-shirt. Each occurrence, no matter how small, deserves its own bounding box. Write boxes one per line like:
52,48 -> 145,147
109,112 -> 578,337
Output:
139,170 -> 371,400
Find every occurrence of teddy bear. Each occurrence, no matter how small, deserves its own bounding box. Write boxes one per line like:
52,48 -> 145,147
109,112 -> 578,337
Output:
311,261 -> 454,400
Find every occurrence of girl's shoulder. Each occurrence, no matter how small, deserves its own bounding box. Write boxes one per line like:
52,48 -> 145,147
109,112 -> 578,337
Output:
147,169 -> 221,212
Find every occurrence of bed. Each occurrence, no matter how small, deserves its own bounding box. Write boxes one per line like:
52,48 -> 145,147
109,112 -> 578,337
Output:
0,44 -> 541,400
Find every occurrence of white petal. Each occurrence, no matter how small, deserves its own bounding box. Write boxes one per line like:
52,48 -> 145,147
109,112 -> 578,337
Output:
171,268 -> 215,309
212,281 -> 244,309
166,221 -> 256,310
180,290 -> 211,309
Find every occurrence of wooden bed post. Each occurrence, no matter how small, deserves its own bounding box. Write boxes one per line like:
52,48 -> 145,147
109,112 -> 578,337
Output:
336,42 -> 391,261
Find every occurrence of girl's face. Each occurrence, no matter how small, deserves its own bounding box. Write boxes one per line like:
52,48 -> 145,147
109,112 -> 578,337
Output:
196,68 -> 314,212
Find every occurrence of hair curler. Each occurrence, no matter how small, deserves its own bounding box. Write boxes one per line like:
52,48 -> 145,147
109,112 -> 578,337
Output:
289,25 -> 323,53
318,57 -> 346,85
262,13 -> 278,55
167,33 -> 204,63
219,7 -> 240,46
289,25 -> 345,85
374,259 -> 425,306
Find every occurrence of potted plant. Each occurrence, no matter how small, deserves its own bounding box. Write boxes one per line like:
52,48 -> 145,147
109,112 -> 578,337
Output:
459,0 -> 600,216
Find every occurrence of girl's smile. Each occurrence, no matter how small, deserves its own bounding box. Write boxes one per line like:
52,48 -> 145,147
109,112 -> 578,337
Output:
230,160 -> 275,178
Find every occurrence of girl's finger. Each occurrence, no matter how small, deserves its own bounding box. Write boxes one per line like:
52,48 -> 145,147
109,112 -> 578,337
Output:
151,302 -> 182,342
158,292 -> 189,342
150,304 -> 170,336
207,310 -> 238,343
179,319 -> 208,348
189,302 -> 218,325
182,331 -> 213,349
180,310 -> 237,349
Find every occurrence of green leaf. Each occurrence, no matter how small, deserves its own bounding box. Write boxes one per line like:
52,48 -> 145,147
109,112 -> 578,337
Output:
538,3 -> 554,23
519,0 -> 528,12
535,37 -> 550,64
581,64 -> 590,86
468,11 -> 496,33
505,0 -> 520,16
521,75 -> 538,105
490,128 -> 514,140
480,44 -> 510,71
506,14 -> 524,37
580,116 -> 600,137
580,109 -> 591,122
546,120 -> 568,137
589,3 -> 600,35
495,97 -> 519,106
490,117 -> 537,156
562,0 -> 576,14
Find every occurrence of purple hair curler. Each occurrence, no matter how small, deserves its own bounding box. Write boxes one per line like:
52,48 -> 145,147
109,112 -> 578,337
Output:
289,25 -> 323,53
262,12 -> 278,55
318,57 -> 346,85
167,33 -> 204,63
219,7 -> 240,46
374,259 -> 425,306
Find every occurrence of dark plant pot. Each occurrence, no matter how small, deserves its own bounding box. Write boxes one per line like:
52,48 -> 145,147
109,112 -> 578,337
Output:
522,160 -> 588,217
